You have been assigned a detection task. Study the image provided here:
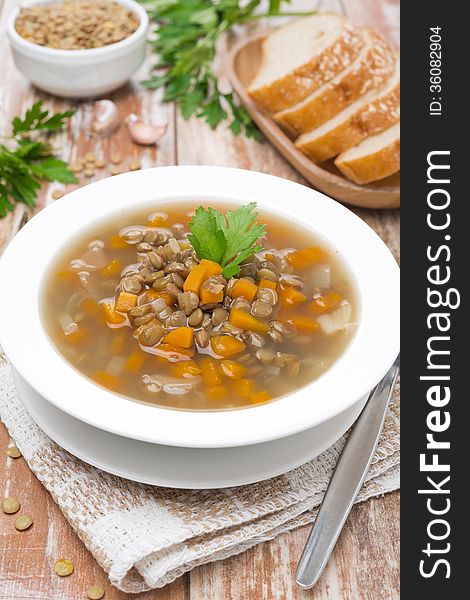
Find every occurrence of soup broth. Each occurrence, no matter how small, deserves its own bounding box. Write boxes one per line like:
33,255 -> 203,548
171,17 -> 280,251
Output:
41,202 -> 358,410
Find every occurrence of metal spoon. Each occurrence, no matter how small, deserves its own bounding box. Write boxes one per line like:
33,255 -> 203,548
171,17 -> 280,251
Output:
295,355 -> 400,589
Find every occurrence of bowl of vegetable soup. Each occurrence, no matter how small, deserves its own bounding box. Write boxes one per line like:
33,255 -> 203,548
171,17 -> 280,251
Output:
0,167 -> 399,448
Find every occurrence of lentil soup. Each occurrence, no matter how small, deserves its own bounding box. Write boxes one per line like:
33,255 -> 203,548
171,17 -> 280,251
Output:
41,202 -> 358,410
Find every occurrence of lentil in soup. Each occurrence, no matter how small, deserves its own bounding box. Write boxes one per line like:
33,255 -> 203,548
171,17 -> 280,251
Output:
41,202 -> 358,410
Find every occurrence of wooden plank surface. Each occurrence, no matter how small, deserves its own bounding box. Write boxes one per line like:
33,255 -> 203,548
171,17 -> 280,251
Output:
0,0 -> 400,598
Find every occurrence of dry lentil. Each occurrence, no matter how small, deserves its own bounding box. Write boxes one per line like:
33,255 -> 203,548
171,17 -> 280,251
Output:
87,585 -> 105,600
110,166 -> 121,176
2,497 -> 21,514
6,446 -> 22,458
14,514 -> 33,531
54,558 -> 74,577
111,153 -> 122,164
129,160 -> 141,171
15,1 -> 139,50
52,189 -> 65,200
96,159 -> 106,169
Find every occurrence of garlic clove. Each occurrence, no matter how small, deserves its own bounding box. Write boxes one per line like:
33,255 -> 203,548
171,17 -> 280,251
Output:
91,99 -> 120,135
127,113 -> 167,145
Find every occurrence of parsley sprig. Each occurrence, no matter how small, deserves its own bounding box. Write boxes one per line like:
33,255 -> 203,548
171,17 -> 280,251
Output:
0,101 -> 77,217
140,0 -> 314,138
188,202 -> 266,278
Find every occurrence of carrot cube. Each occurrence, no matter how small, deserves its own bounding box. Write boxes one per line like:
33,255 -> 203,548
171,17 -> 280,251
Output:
162,326 -> 194,349
228,308 -> 269,333
309,292 -> 342,315
258,278 -> 277,290
102,302 -> 126,325
115,292 -> 137,312
250,390 -> 272,404
279,286 -> 306,308
171,360 -> 202,378
233,378 -> 257,397
92,370 -> 119,390
126,350 -> 146,373
200,357 -> 223,386
286,247 -> 326,270
183,259 -> 222,294
281,315 -> 319,332
200,288 -> 224,304
210,335 -> 246,357
206,386 -> 229,401
232,278 -> 258,302
220,360 -> 248,380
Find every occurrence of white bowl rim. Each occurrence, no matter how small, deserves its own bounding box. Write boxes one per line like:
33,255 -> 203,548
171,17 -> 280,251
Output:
0,166 -> 400,448
7,0 -> 148,60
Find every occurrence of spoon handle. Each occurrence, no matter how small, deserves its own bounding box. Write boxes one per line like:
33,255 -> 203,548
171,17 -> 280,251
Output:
295,356 -> 400,589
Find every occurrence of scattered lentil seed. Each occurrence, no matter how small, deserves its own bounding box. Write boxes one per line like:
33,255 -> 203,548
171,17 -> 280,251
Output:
54,558 -> 74,577
188,308 -> 203,327
70,162 -> 83,173
84,152 -> 96,162
96,159 -> 106,169
136,242 -> 153,253
87,584 -> 105,600
195,330 -> 209,348
14,514 -> 33,531
84,168 -> 95,177
2,497 -> 21,514
110,166 -> 121,176
52,189 -> 65,200
6,446 -> 22,458
111,153 -> 122,164
129,160 -> 141,171
212,307 -> 229,327
133,313 -> 154,326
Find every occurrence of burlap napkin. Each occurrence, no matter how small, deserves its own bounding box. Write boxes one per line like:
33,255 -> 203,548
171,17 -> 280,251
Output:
0,358 -> 399,593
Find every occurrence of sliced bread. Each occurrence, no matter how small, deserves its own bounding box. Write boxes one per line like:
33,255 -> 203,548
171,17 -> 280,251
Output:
247,14 -> 364,113
295,59 -> 400,162
273,30 -> 395,136
335,122 -> 400,184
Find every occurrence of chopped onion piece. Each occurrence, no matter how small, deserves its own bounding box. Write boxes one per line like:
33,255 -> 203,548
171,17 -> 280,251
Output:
81,243 -> 107,269
105,356 -> 126,377
77,271 -> 102,299
121,263 -> 141,277
263,366 -> 281,377
317,302 -> 352,335
163,382 -> 194,395
66,291 -> 88,319
58,313 -> 79,336
70,258 -> 96,271
310,264 -> 331,289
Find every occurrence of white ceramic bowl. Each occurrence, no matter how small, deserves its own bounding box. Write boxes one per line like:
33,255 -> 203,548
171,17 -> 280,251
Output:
7,0 -> 148,98
0,167 -> 400,448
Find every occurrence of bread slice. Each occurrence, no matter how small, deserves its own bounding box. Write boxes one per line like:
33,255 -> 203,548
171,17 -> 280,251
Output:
248,15 -> 364,113
335,122 -> 400,184
273,30 -> 395,136
295,59 -> 400,162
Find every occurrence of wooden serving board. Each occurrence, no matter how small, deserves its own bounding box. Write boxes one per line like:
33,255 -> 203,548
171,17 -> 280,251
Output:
227,33 -> 400,210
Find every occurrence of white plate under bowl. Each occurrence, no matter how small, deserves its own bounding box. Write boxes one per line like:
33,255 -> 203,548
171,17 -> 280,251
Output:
13,369 -> 367,488
0,166 -> 400,448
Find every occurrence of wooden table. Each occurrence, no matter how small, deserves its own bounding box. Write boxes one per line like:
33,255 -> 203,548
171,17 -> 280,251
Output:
0,0 -> 400,598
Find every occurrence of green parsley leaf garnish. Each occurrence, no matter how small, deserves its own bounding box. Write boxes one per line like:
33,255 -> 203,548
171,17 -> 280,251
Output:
140,0 -> 314,138
188,202 -> 266,278
0,102 -> 77,218
12,100 -> 74,136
